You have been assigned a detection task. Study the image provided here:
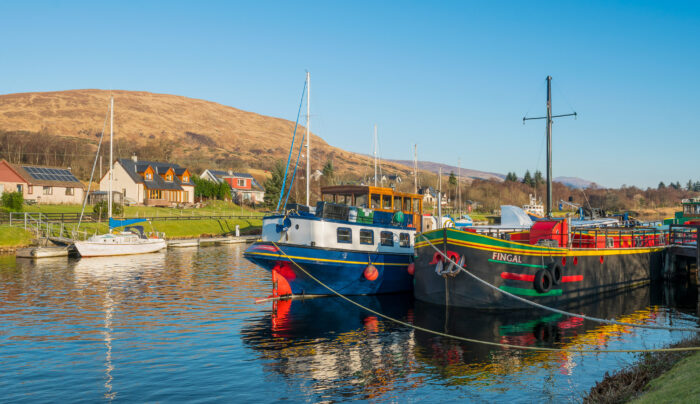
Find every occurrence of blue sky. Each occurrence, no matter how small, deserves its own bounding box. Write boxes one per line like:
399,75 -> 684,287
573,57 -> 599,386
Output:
1,1 -> 699,188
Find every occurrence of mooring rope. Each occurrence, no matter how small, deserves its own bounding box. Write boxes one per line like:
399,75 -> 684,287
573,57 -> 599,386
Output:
269,241 -> 700,353
417,234 -> 700,333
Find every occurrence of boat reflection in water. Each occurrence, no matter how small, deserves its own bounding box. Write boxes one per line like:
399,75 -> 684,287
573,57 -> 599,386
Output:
241,294 -> 419,399
243,283 -> 693,400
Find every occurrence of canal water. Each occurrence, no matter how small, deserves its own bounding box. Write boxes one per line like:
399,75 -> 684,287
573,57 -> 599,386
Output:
0,245 -> 698,402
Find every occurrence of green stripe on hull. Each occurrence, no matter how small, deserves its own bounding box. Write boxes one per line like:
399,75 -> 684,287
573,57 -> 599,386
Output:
487,259 -> 546,268
499,285 -> 562,297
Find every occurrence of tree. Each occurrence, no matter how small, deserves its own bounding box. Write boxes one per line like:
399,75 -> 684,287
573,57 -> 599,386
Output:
522,170 -> 534,187
504,172 -> 516,182
534,170 -> 544,185
92,200 -> 123,220
263,160 -> 287,209
688,180 -> 693,191
658,181 -> 666,189
322,160 -> 335,186
448,171 -> 457,187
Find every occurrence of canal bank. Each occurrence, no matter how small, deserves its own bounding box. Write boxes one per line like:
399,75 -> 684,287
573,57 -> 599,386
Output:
585,336 -> 700,402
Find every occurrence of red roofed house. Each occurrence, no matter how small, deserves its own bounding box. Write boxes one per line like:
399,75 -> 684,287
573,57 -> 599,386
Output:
0,159 -> 85,204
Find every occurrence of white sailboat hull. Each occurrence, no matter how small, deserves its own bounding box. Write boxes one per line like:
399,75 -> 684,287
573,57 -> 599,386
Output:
74,238 -> 166,257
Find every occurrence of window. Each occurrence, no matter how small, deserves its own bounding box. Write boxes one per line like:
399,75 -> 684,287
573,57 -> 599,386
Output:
394,196 -> 401,211
122,188 -> 126,197
183,176 -> 189,182
337,227 -> 352,243
355,194 -> 368,208
43,186 -> 53,195
65,187 -> 74,195
237,179 -> 245,187
166,174 -> 173,182
403,197 -> 411,212
27,185 -> 33,195
16,184 -> 23,193
399,233 -> 411,248
413,198 -> 420,212
382,195 -> 392,210
380,231 -> 394,247
370,194 -> 380,209
145,173 -> 153,180
360,229 -> 374,245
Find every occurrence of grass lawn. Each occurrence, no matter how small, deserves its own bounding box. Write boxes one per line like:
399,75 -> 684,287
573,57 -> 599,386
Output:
61,217 -> 262,239
0,225 -> 33,247
21,201 -> 266,218
632,351 -> 700,403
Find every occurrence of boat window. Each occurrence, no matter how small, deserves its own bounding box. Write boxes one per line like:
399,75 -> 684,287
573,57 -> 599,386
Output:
382,195 -> 392,210
355,194 -> 368,208
380,231 -> 394,247
403,197 -> 411,212
360,229 -> 374,245
413,198 -> 420,212
323,194 -> 334,203
399,233 -> 411,248
393,196 -> 401,211
370,194 -> 380,209
337,227 -> 352,243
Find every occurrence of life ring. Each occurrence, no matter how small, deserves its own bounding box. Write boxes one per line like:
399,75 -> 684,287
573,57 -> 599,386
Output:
533,268 -> 552,293
547,262 -> 563,285
407,262 -> 415,276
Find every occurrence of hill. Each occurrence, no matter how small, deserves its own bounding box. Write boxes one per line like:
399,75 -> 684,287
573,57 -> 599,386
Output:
0,89 -> 414,183
386,159 -> 505,182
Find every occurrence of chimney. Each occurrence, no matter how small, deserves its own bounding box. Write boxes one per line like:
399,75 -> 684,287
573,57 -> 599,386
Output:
228,169 -> 233,176
132,153 -> 138,163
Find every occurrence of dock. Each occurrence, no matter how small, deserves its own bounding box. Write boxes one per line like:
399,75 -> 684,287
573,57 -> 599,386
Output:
665,224 -> 700,283
168,235 -> 258,248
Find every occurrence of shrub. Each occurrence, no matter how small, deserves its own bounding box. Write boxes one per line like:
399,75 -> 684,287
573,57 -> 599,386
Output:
92,200 -> 124,219
1,191 -> 23,211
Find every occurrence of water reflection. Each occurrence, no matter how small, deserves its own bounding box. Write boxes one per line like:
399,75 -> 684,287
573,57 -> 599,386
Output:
243,283 -> 698,401
0,247 -> 697,402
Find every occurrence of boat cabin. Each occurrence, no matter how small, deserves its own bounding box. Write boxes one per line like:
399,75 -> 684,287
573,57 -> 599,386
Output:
320,185 -> 423,231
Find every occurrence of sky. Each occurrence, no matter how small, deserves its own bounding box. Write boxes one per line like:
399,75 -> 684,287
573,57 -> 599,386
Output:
1,1 -> 699,188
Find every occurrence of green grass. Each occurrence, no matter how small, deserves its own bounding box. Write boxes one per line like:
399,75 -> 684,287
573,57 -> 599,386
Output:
633,352 -> 700,403
0,225 -> 33,247
62,217 -> 262,240
22,202 -> 266,218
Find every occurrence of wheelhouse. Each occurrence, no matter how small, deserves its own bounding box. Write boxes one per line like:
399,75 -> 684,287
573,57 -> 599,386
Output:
320,185 -> 423,231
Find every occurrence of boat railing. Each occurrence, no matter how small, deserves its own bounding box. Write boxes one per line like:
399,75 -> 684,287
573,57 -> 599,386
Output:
570,226 -> 668,249
668,224 -> 698,246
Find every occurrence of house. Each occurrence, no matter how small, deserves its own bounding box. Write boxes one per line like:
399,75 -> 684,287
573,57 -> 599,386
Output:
0,159 -> 86,204
371,174 -> 402,188
101,155 -> 195,206
418,186 -> 448,206
199,169 -> 265,204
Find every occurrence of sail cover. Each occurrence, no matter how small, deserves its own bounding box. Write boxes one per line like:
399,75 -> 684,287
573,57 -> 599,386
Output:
109,217 -> 148,228
500,205 -> 533,227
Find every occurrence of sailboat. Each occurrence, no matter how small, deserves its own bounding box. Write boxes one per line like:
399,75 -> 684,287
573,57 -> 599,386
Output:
74,96 -> 166,257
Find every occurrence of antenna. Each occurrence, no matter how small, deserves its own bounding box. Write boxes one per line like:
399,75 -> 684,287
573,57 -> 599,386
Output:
523,76 -> 577,217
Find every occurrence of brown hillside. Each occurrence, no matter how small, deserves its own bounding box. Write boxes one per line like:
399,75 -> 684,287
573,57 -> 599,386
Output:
0,89 -> 415,182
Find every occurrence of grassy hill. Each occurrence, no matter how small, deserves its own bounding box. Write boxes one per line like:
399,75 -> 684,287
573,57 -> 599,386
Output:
0,89 -> 416,183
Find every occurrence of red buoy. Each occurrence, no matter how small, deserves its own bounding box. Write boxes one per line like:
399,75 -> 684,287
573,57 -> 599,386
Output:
364,265 -> 378,281
407,263 -> 415,276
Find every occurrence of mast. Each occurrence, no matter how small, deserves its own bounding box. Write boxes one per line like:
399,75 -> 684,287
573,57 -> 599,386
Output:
373,125 -> 378,187
458,157 -> 461,217
546,76 -> 552,218
413,144 -> 417,194
108,96 -> 113,223
523,76 -> 576,218
306,72 -> 310,206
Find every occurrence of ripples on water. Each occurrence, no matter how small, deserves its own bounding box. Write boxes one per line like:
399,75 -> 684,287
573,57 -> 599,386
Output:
0,246 -> 697,402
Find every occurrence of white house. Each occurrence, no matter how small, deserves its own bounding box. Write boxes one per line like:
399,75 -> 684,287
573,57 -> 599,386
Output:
101,155 -> 195,206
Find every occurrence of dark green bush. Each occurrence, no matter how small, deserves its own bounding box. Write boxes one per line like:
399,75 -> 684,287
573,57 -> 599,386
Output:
92,200 -> 124,219
1,191 -> 23,211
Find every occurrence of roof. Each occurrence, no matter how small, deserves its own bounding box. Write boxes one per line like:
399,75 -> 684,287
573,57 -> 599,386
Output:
10,162 -> 84,188
117,159 -> 194,190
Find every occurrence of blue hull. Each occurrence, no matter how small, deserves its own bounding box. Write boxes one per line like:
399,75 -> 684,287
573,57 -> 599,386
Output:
243,242 -> 414,295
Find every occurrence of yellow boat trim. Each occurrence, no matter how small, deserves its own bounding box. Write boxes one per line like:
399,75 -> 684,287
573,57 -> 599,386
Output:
416,238 -> 664,256
245,251 -> 407,266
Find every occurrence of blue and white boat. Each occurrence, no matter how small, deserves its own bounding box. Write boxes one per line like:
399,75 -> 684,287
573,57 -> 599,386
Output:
244,185 -> 424,297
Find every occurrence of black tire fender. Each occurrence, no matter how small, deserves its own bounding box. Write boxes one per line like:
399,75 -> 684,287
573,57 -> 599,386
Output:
547,262 -> 563,285
533,268 -> 552,293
